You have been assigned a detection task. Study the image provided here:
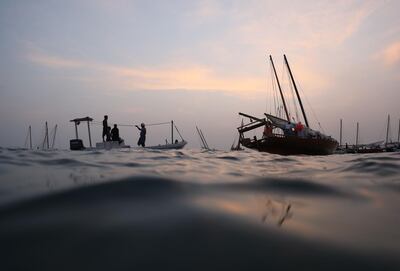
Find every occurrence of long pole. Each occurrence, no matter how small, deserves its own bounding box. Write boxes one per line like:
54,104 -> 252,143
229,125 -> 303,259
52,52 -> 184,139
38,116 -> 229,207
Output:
283,55 -> 309,127
386,114 -> 390,145
45,122 -> 49,149
355,122 -> 359,147
199,129 -> 210,150
75,123 -> 79,139
171,120 -> 174,144
87,121 -> 92,148
51,125 -> 58,149
29,125 -> 32,150
196,126 -> 207,149
339,119 -> 342,146
270,55 -> 290,121
398,119 -> 400,142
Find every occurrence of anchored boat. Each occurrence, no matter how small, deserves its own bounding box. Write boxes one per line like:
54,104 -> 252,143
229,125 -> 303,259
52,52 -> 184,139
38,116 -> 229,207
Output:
145,121 -> 187,150
70,117 -> 130,150
237,55 -> 338,155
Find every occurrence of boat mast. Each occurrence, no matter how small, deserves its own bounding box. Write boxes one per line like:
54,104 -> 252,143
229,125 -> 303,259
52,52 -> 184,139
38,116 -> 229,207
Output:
171,120 -> 174,144
283,55 -> 309,127
51,124 -> 58,149
386,114 -> 390,146
45,121 -> 49,149
196,126 -> 205,149
339,119 -> 343,146
87,121 -> 92,148
29,125 -> 32,150
270,55 -> 290,121
199,129 -> 210,150
355,122 -> 359,147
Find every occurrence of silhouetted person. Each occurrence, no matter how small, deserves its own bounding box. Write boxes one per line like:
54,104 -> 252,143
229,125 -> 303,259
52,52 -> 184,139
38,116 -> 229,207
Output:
102,115 -> 108,142
106,126 -> 112,141
136,123 -> 146,147
111,124 -> 120,142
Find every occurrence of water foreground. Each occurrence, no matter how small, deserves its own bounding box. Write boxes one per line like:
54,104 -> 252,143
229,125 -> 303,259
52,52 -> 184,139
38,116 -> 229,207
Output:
0,147 -> 399,270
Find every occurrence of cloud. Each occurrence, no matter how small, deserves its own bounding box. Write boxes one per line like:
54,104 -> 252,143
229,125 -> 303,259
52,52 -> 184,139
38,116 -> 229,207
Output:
233,0 -> 382,50
379,41 -> 400,66
26,49 -> 266,95
27,50 -> 86,69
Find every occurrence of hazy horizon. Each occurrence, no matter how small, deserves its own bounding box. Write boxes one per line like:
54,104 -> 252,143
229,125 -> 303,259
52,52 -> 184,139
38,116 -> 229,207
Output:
1,0 -> 399,149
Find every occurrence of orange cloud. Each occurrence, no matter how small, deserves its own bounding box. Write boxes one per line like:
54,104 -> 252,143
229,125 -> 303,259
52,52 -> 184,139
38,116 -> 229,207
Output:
380,41 -> 400,66
27,50 -> 86,69
26,50 -> 267,95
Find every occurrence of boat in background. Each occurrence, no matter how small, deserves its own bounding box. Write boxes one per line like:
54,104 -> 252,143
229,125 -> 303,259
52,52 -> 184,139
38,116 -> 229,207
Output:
237,55 -> 338,155
336,115 -> 400,154
146,121 -> 187,150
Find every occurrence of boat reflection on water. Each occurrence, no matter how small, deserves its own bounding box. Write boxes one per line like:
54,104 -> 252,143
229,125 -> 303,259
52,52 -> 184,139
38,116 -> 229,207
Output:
261,199 -> 292,227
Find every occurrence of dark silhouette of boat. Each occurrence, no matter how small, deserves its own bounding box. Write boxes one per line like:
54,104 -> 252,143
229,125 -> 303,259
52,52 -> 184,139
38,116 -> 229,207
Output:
237,55 -> 338,155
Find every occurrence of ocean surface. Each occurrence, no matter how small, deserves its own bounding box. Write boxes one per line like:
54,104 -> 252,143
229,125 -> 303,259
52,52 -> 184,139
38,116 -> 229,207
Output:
0,147 -> 399,270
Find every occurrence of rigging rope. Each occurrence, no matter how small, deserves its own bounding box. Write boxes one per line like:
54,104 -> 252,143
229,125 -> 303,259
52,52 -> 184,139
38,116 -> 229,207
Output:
280,59 -> 292,120
91,121 -> 171,128
296,80 -> 326,133
174,124 -> 184,141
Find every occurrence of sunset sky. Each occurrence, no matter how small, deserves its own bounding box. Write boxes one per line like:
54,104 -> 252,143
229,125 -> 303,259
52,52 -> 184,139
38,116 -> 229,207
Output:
1,0 -> 399,149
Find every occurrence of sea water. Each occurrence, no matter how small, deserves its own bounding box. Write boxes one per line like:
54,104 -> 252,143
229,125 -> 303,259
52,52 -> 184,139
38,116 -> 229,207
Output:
0,147 -> 399,270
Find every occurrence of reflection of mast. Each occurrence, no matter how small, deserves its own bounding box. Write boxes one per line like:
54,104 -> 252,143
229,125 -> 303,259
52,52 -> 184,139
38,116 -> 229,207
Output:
284,55 -> 309,127
270,55 -> 289,121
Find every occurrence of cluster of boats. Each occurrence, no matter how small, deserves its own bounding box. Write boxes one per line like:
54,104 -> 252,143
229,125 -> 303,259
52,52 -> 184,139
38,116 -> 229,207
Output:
67,55 -> 397,156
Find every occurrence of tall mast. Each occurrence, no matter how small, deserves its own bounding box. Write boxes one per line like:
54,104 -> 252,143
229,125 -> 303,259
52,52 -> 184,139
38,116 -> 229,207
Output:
283,55 -> 309,127
87,121 -> 92,148
196,126 -> 205,149
355,122 -> 359,147
45,121 -> 49,149
398,119 -> 400,143
51,125 -> 58,149
339,119 -> 343,146
29,125 -> 32,150
386,114 -> 390,145
171,120 -> 174,144
199,129 -> 209,150
269,55 -> 290,121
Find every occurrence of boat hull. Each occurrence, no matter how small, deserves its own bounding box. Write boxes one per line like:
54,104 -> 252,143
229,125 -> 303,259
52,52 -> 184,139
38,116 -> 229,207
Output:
146,141 -> 187,150
241,136 -> 338,155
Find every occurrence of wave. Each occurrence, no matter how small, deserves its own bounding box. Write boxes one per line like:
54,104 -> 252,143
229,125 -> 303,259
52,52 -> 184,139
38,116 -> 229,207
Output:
0,175 -> 398,270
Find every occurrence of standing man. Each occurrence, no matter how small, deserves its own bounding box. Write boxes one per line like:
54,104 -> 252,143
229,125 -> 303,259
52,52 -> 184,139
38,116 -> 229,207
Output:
136,123 -> 146,147
102,115 -> 108,142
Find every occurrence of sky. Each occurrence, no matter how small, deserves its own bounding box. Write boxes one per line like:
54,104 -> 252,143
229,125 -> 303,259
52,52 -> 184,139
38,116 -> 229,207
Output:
0,0 -> 399,149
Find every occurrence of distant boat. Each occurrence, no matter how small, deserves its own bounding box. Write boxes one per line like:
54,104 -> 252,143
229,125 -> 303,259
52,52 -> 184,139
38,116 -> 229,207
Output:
146,140 -> 187,150
237,55 -> 338,155
146,121 -> 187,150
336,115 -> 400,154
196,126 -> 216,151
